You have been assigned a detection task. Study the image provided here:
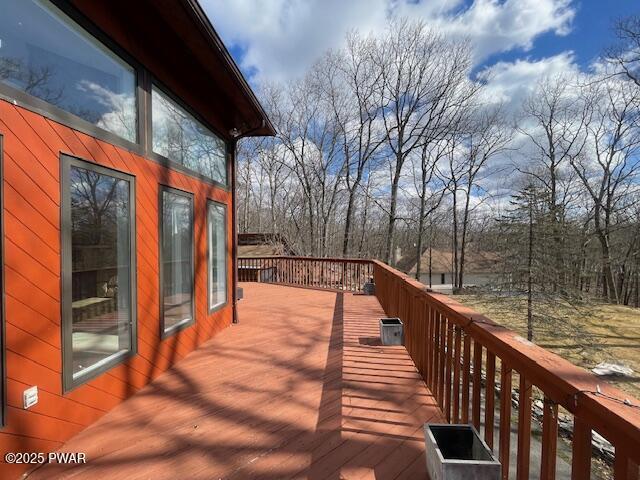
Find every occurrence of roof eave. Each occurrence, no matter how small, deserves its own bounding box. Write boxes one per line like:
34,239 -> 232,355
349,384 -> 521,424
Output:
184,0 -> 276,137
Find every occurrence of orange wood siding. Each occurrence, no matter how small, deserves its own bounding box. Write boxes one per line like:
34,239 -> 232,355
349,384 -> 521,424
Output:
0,99 -> 234,478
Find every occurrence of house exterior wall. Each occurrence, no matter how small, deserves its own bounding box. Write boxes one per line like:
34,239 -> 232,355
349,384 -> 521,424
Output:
0,99 -> 233,478
419,272 -> 500,287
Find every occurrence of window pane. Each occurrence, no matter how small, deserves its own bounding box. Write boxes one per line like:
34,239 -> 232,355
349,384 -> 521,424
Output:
161,189 -> 194,333
152,86 -> 227,184
0,0 -> 137,141
208,202 -> 227,310
70,165 -> 132,379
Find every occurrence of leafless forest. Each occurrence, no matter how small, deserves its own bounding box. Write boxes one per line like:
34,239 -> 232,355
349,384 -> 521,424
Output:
237,17 -> 640,311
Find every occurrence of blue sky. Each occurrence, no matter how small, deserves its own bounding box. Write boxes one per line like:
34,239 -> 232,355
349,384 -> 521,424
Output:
481,0 -> 638,70
203,0 -> 638,107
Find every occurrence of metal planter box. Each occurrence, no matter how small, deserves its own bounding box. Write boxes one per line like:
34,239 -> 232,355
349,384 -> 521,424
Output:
424,424 -> 500,480
379,318 -> 403,346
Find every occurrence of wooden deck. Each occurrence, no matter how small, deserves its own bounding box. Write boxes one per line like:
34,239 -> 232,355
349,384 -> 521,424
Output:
28,283 -> 444,480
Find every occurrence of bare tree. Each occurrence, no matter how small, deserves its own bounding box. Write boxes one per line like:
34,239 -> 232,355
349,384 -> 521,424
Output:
570,77 -> 640,303
518,76 -> 590,294
456,105 -> 513,289
330,33 -> 386,256
411,138 -> 450,280
374,19 -> 476,265
607,15 -> 640,88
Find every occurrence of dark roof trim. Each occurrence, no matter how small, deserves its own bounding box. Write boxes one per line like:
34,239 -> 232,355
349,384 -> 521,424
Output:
184,0 -> 276,137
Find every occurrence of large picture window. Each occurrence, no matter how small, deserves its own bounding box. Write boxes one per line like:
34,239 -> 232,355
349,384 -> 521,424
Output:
160,187 -> 195,336
208,201 -> 227,311
61,155 -> 136,391
152,85 -> 227,185
0,0 -> 137,142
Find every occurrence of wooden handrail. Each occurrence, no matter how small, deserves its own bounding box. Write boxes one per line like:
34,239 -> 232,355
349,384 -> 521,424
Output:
238,255 -> 374,264
237,255 -> 640,476
372,259 -> 640,478
237,256 -> 374,292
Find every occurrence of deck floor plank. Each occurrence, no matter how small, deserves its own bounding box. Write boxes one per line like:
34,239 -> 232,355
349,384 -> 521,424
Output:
28,283 -> 443,480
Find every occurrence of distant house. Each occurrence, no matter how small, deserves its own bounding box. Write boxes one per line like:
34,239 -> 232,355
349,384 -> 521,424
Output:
399,248 -> 500,291
238,233 -> 294,257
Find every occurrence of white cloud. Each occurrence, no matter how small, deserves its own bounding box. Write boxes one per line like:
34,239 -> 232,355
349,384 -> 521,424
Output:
478,52 -> 581,109
430,0 -> 575,62
202,0 -> 576,82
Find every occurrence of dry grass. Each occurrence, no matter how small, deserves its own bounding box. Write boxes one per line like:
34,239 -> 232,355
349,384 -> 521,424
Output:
456,293 -> 640,399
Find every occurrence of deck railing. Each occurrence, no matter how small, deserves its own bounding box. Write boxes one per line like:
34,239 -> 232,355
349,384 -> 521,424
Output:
237,256 -> 373,292
373,260 -> 640,480
237,255 -> 640,478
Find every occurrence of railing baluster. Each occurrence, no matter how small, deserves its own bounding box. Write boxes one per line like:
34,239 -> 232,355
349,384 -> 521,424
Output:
453,326 -> 462,423
571,418 -> 591,480
438,314 -> 446,407
426,304 -> 434,390
516,375 -> 532,480
421,299 -> 429,382
461,332 -> 471,424
485,351 -> 496,450
444,321 -> 454,422
499,362 -> 512,480
472,340 -> 482,430
614,450 -> 639,480
540,397 -> 558,480
432,306 -> 439,394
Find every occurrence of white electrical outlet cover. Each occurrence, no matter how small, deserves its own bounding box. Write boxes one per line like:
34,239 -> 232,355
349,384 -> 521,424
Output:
23,386 -> 38,409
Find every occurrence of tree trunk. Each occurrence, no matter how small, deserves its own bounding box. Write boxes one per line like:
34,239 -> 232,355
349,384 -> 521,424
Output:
458,184 -> 472,290
451,188 -> 459,289
385,151 -> 404,266
415,179 -> 428,281
600,235 -> 619,304
358,180 -> 372,256
527,195 -> 534,341
342,188 -> 356,256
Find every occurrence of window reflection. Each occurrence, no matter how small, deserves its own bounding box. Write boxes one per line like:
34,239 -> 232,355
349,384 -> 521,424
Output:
161,189 -> 194,333
208,202 -> 227,310
152,86 -> 227,184
0,0 -> 137,141
70,165 -> 132,378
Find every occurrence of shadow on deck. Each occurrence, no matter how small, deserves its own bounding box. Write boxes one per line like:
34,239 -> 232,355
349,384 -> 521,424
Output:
28,283 -> 444,480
